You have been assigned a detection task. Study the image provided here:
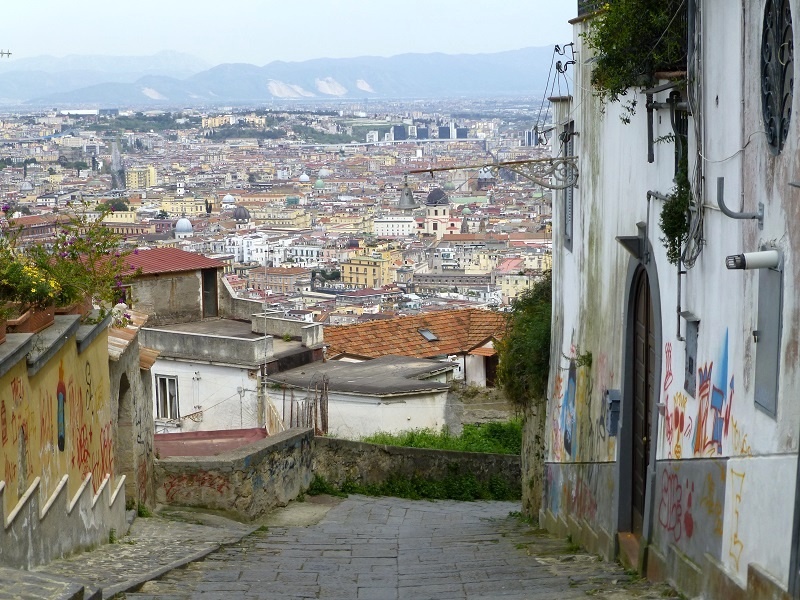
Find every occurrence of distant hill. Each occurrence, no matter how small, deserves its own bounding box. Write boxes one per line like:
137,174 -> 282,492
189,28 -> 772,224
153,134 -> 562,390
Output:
0,47 -> 556,107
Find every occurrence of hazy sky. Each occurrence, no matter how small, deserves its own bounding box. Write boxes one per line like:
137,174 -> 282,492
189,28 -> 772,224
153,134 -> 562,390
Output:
1,1 -> 575,66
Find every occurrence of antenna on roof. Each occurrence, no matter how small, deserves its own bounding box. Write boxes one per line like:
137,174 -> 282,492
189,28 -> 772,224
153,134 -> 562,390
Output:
0,51 -> 11,58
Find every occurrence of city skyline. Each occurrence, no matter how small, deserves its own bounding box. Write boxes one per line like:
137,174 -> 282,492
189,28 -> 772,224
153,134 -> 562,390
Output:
1,1 -> 575,66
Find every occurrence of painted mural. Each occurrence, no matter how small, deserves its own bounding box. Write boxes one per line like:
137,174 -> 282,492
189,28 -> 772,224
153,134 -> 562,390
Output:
0,329 -> 113,518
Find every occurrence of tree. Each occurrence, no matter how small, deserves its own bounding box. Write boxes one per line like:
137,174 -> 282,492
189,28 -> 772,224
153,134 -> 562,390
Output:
104,198 -> 130,212
495,270 -> 551,518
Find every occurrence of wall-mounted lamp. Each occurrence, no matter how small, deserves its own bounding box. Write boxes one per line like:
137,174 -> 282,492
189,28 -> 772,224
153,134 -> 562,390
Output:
725,250 -> 781,270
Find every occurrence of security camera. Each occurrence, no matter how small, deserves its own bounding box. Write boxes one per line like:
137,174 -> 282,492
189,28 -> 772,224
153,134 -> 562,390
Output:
725,250 -> 780,270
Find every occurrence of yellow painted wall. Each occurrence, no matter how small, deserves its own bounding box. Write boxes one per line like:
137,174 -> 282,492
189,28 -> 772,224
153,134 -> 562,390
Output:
0,328 -> 112,517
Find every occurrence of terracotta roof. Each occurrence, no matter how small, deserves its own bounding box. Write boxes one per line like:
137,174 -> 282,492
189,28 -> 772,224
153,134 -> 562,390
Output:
124,247 -> 225,276
324,308 -> 505,359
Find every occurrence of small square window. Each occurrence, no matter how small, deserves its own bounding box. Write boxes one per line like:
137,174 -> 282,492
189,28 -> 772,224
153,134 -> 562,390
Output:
418,328 -> 439,342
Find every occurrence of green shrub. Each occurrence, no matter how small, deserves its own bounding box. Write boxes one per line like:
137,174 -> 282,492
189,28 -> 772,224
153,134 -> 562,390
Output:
361,418 -> 522,455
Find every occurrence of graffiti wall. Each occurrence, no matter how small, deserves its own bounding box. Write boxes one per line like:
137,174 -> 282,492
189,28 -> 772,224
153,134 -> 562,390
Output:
652,459 -> 727,566
543,462 -> 616,540
0,328 -> 113,518
549,349 -> 616,464
659,330 -> 751,460
720,455 -> 796,588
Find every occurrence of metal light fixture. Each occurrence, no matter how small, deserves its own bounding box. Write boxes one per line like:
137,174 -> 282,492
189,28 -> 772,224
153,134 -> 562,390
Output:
725,250 -> 781,270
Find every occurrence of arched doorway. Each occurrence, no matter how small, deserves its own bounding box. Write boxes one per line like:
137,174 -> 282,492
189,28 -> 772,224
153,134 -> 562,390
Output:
631,268 -> 654,535
115,373 -> 134,501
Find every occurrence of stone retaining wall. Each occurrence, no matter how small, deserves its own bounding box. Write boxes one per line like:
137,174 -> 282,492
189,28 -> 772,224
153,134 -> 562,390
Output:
313,436 -> 521,491
154,429 -> 313,521
154,431 -> 521,521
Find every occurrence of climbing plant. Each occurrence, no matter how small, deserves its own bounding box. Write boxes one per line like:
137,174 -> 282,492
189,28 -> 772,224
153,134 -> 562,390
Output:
495,271 -> 552,410
582,0 -> 687,119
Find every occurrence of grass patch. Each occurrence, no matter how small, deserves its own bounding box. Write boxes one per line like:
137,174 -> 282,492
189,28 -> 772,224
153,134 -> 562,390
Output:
361,419 -> 522,455
307,474 -> 348,498
137,503 -> 152,518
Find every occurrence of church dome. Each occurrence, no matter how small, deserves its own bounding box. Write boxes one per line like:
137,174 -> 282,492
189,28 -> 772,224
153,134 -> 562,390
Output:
314,178 -> 325,190
318,168 -> 332,178
461,207 -> 472,215
222,193 -> 236,204
299,173 -> 310,183
233,205 -> 251,222
425,188 -> 449,206
443,181 -> 456,191
175,217 -> 193,233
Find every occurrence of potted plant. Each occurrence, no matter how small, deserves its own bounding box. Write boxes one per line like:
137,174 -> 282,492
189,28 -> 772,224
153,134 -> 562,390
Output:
0,241 -> 61,334
28,205 -> 137,322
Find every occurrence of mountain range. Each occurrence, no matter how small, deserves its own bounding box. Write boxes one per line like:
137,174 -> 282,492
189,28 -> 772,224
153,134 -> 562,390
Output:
0,48 -> 555,107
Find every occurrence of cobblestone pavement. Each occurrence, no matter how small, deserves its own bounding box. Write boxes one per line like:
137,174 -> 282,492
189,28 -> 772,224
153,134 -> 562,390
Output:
119,496 -> 678,600
0,509 -> 256,600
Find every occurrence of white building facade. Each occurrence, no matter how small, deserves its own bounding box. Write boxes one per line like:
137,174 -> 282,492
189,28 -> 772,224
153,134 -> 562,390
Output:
539,2 -> 800,599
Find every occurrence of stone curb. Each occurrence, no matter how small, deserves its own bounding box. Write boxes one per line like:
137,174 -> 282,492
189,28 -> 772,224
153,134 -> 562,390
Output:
99,524 -> 259,598
100,545 -> 221,598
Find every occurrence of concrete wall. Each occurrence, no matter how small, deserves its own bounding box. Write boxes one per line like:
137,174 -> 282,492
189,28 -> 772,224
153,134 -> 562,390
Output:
251,312 -> 323,348
314,436 -> 520,492
109,333 -> 156,508
154,428 -> 313,520
322,390 -> 448,440
0,473 -> 127,569
140,327 -> 272,368
219,278 -> 263,322
132,272 -> 204,326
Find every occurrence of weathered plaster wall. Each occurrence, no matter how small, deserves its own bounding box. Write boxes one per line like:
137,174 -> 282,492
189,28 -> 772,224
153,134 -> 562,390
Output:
314,436 -> 520,492
109,335 -> 155,508
540,1 -> 800,596
0,319 -> 126,568
0,324 -> 114,518
132,272 -> 203,326
154,428 -> 313,520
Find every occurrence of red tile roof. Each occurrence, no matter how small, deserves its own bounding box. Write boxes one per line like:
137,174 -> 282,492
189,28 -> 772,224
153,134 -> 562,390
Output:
324,308 -> 506,359
124,247 -> 226,276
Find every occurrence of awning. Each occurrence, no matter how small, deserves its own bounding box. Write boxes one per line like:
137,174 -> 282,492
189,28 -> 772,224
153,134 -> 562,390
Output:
469,346 -> 497,357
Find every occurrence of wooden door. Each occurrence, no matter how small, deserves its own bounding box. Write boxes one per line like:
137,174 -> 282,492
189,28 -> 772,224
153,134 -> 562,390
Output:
631,269 -> 654,535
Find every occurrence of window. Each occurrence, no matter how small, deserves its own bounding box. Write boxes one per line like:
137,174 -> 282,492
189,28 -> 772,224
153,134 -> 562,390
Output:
156,375 -> 180,420
418,328 -> 439,341
433,222 -> 438,231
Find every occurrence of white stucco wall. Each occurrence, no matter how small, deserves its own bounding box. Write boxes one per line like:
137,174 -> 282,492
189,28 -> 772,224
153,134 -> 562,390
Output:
545,0 -> 800,589
150,359 -> 260,433
322,391 -> 448,439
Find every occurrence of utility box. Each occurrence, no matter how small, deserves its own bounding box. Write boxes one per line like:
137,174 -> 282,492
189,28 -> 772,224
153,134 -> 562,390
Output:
606,389 -> 621,437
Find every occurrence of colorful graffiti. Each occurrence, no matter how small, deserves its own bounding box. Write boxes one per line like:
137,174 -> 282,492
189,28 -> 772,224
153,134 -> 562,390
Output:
657,468 -> 694,543
699,462 -> 726,536
660,330 -> 742,460
0,329 -> 113,517
728,469 -> 745,570
693,330 -> 733,456
560,362 -> 577,457
163,471 -> 231,502
550,345 -> 616,464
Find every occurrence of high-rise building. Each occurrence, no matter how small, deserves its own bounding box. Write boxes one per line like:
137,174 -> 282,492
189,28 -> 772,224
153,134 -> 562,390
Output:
392,125 -> 407,140
417,126 -> 429,139
438,126 -> 451,139
456,127 -> 468,139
